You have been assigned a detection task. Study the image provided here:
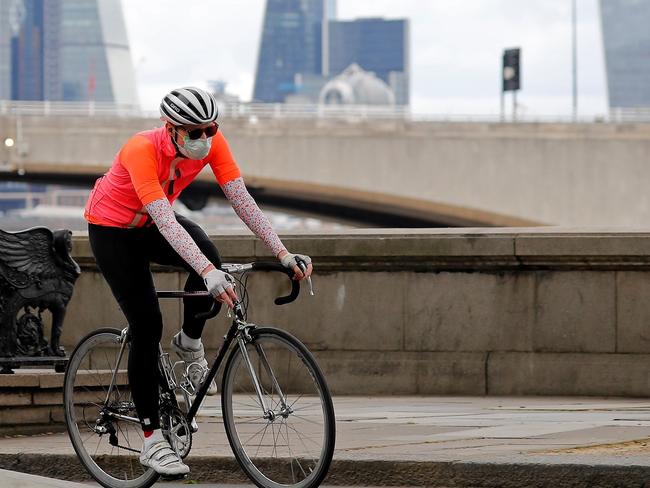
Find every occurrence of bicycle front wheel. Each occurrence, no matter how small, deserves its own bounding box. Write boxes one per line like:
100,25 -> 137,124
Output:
63,328 -> 158,488
221,327 -> 335,488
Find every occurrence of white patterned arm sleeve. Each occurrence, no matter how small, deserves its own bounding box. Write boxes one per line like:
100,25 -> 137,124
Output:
145,198 -> 212,275
221,177 -> 286,257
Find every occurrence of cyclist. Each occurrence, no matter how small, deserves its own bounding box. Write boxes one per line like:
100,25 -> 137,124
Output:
84,86 -> 312,477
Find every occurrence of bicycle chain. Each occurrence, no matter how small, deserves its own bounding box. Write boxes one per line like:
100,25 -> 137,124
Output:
107,432 -> 140,453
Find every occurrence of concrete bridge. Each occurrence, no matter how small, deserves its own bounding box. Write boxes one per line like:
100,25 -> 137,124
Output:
1,106 -> 650,226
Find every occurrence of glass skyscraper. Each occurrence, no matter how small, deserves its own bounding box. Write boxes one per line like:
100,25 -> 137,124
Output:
600,0 -> 650,108
329,18 -> 410,105
8,0 -> 60,100
1,0 -> 138,104
254,0 -> 409,105
0,1 -> 13,99
254,0 -> 331,103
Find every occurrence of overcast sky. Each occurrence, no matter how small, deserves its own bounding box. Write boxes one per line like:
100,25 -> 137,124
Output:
122,0 -> 608,117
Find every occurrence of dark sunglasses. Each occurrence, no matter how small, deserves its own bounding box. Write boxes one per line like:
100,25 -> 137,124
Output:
179,122 -> 219,140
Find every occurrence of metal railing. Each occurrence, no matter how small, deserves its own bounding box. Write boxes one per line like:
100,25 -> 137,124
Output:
0,100 -> 144,117
607,107 -> 650,123
0,99 -> 649,123
221,102 -> 412,120
0,100 -> 413,120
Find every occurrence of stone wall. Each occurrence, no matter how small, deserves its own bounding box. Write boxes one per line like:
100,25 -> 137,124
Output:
58,228 -> 650,397
0,370 -> 128,433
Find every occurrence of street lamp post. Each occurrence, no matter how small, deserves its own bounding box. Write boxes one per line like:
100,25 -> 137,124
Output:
1,137 -> 14,171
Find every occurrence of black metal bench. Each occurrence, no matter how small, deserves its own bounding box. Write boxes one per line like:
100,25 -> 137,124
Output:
0,227 -> 80,373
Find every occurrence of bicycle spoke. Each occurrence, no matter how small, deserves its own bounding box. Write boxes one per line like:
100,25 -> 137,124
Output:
65,330 -> 156,486
282,420 -> 309,480
87,369 -> 109,398
282,420 -> 298,484
81,430 -> 97,444
285,422 -> 321,460
123,422 -> 130,456
223,329 -> 334,487
288,393 -> 305,410
271,421 -> 278,458
230,416 -> 266,425
93,435 -> 102,457
242,421 -> 273,448
287,413 -> 325,427
116,422 -> 129,451
253,423 -> 271,458
232,399 -> 265,410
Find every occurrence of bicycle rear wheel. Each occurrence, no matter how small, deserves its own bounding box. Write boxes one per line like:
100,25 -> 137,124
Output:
63,328 -> 158,488
221,327 -> 335,488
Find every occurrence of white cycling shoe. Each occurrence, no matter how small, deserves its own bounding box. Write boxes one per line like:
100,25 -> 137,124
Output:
140,440 -> 189,477
171,333 -> 218,395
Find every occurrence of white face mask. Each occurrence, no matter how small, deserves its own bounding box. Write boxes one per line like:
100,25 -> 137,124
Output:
179,134 -> 211,160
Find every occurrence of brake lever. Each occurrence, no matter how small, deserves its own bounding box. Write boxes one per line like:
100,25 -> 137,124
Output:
297,261 -> 315,296
225,274 -> 237,316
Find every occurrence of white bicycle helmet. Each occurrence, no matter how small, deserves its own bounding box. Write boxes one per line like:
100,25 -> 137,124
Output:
159,87 -> 218,126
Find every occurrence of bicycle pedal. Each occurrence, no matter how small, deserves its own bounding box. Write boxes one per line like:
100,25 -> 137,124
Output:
190,419 -> 199,433
160,472 -> 189,481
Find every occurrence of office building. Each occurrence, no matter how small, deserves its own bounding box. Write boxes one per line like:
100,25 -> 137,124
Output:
329,18 -> 410,105
254,0 -> 331,103
2,0 -> 137,104
0,1 -> 13,99
600,0 -> 650,108
9,0 -> 60,100
254,0 -> 409,105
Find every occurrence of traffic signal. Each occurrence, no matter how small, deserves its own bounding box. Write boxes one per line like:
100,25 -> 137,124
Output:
502,48 -> 521,92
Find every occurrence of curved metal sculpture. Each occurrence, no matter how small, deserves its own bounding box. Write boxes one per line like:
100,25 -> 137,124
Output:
0,227 -> 81,372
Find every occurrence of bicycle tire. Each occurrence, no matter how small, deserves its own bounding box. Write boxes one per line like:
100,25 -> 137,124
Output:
63,328 -> 159,488
221,327 -> 335,488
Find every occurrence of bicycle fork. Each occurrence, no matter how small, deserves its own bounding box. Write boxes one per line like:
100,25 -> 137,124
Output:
237,334 -> 293,420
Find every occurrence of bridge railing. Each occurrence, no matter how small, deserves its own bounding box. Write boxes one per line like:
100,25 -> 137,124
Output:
608,107 -> 650,123
0,100 -> 144,118
1,99 -> 649,123
0,100 -> 413,120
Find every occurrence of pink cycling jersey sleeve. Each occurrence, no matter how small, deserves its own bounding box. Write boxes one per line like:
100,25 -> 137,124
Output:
145,198 -> 212,276
221,177 -> 286,257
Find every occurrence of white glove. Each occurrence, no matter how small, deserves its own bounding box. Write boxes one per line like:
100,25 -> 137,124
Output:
280,252 -> 312,271
203,269 -> 234,298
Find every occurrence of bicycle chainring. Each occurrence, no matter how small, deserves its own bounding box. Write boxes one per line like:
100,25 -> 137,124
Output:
161,406 -> 192,458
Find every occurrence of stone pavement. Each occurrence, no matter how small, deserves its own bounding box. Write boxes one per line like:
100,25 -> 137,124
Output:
0,468 -> 87,487
2,396 -> 650,487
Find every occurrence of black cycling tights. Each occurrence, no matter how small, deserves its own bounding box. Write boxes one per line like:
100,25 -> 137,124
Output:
88,215 -> 221,431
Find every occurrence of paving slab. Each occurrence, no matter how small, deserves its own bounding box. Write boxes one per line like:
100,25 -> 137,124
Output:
2,396 -> 650,487
0,468 -> 87,487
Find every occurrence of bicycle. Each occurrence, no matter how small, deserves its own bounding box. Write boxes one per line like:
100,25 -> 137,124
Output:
63,262 -> 335,488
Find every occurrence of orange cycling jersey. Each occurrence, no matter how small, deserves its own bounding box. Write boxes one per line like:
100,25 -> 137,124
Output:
85,126 -> 241,228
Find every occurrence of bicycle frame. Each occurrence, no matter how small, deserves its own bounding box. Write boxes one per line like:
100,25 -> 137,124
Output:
104,327 -> 129,407
153,294 -> 284,426
101,261 -> 301,430
185,302 -> 244,422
